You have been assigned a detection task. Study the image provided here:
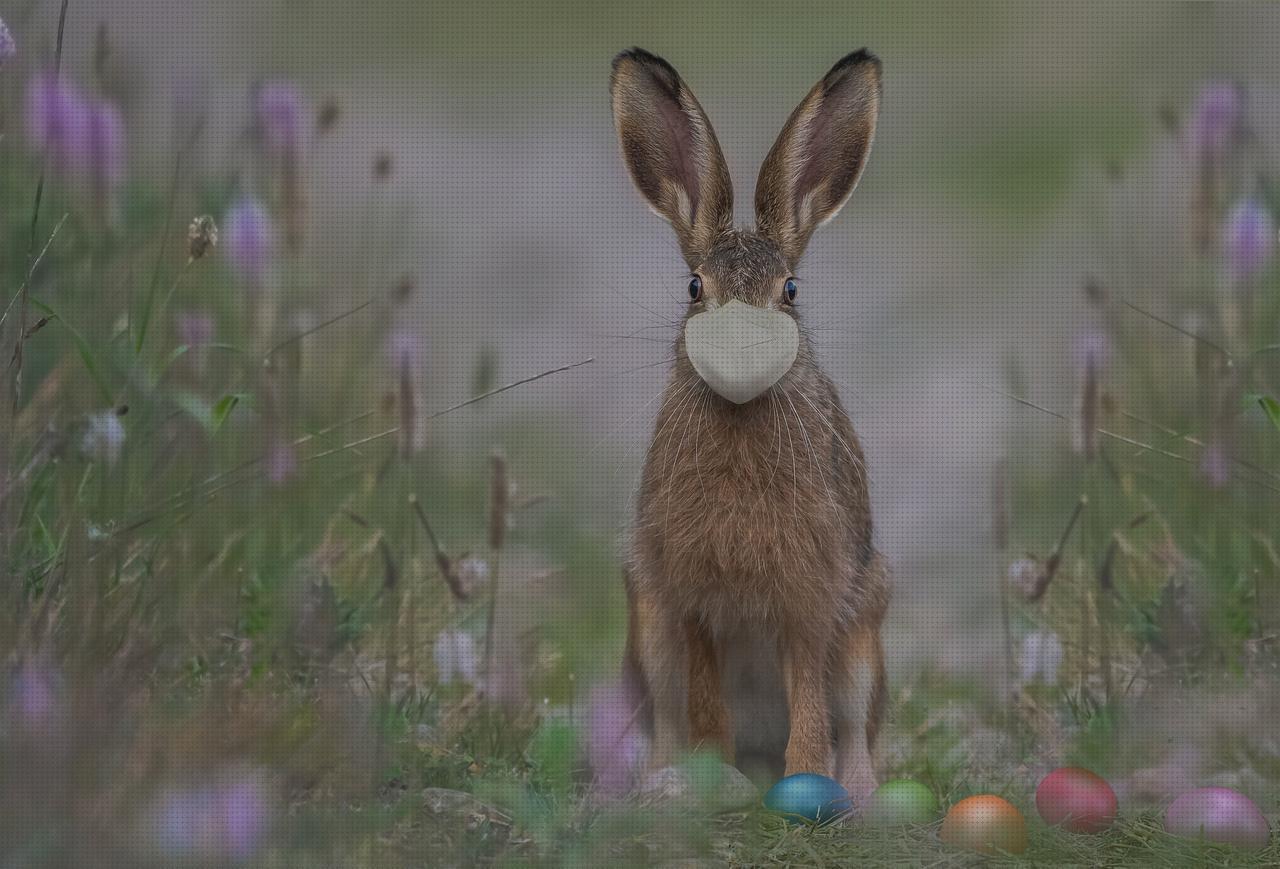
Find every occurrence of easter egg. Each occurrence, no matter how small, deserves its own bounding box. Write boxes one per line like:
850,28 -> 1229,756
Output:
864,779 -> 940,826
940,795 -> 1028,855
763,773 -> 852,825
1164,787 -> 1270,850
1035,767 -> 1118,833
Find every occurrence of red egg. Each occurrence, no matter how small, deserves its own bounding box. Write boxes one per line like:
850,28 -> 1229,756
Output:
1036,767 -> 1118,833
940,795 -> 1028,855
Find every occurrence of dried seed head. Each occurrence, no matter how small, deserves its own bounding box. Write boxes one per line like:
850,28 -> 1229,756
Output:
187,214 -> 218,261
488,451 -> 509,551
316,97 -> 340,134
393,275 -> 415,302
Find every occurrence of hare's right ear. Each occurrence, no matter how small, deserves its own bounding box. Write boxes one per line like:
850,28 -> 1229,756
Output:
610,49 -> 734,266
755,50 -> 881,265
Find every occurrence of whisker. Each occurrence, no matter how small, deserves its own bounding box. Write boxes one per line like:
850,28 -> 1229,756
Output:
620,356 -> 679,375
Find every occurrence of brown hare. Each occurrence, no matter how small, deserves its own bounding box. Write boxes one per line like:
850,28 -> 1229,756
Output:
611,47 -> 889,803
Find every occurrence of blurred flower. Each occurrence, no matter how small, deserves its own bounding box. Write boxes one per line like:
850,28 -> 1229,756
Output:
0,17 -> 16,67
187,214 -> 218,261
219,773 -> 270,861
1017,630 -> 1063,686
150,769 -> 271,863
383,324 -> 424,373
176,311 -> 216,346
222,197 -> 275,286
257,80 -> 307,159
1007,557 -> 1045,601
1071,326 -> 1113,374
1185,81 -> 1242,165
265,438 -> 297,485
1221,198 -> 1274,284
433,629 -> 480,686
586,677 -> 647,797
81,410 -> 126,465
1199,438 -> 1231,489
9,658 -> 62,732
25,71 -> 91,172
176,311 -> 216,376
87,98 -> 126,191
456,556 -> 491,598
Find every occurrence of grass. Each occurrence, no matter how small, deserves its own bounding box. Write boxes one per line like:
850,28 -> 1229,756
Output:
1,4 -> 1279,867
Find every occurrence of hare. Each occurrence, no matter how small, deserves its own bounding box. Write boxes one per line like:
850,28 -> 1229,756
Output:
611,48 -> 890,802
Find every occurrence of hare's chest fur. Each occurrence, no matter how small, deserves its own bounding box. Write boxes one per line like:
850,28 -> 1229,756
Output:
633,385 -> 861,626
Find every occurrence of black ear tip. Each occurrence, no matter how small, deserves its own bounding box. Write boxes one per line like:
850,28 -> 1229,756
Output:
613,47 -> 660,70
827,48 -> 882,81
612,47 -> 681,83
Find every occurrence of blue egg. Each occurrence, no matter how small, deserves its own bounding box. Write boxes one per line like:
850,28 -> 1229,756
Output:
763,773 -> 852,825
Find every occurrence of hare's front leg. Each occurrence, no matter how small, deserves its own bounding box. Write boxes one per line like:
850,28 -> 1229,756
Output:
780,623 -> 836,776
630,584 -> 688,770
831,620 -> 886,804
685,619 -> 734,763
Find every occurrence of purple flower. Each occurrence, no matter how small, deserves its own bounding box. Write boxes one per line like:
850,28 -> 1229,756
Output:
1072,326 -> 1113,374
586,677 -> 647,798
1185,82 -> 1242,164
1199,439 -> 1231,489
88,98 -> 127,190
219,775 -> 269,861
154,785 -> 221,858
222,197 -> 275,286
25,72 -> 92,172
256,80 -> 307,159
383,325 -> 424,373
265,438 -> 297,485
10,659 -> 61,732
176,311 -> 216,348
150,771 -> 271,862
0,17 -> 16,67
1222,198 -> 1275,284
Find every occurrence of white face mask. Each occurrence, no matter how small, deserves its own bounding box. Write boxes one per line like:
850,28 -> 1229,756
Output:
684,298 -> 800,404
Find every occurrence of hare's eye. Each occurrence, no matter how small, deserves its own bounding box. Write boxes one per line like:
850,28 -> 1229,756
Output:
688,275 -> 703,301
784,278 -> 798,303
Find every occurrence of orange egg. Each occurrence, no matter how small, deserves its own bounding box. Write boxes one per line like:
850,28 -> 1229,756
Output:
940,795 -> 1028,855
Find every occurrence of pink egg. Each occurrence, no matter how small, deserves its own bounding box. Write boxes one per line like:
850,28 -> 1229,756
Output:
1164,787 -> 1271,850
1036,767 -> 1117,833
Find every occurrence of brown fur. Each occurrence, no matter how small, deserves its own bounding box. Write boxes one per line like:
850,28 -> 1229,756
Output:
610,48 -> 888,800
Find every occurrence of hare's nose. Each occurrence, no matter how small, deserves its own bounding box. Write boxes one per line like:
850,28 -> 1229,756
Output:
684,300 -> 799,404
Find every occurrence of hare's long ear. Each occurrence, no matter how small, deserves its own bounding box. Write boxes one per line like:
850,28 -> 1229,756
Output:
755,50 -> 881,265
610,49 -> 734,266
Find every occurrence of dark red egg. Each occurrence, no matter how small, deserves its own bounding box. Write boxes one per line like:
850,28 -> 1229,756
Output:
1035,767 -> 1118,834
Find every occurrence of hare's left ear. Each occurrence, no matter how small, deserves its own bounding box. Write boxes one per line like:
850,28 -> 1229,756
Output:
610,49 -> 734,266
755,50 -> 881,265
